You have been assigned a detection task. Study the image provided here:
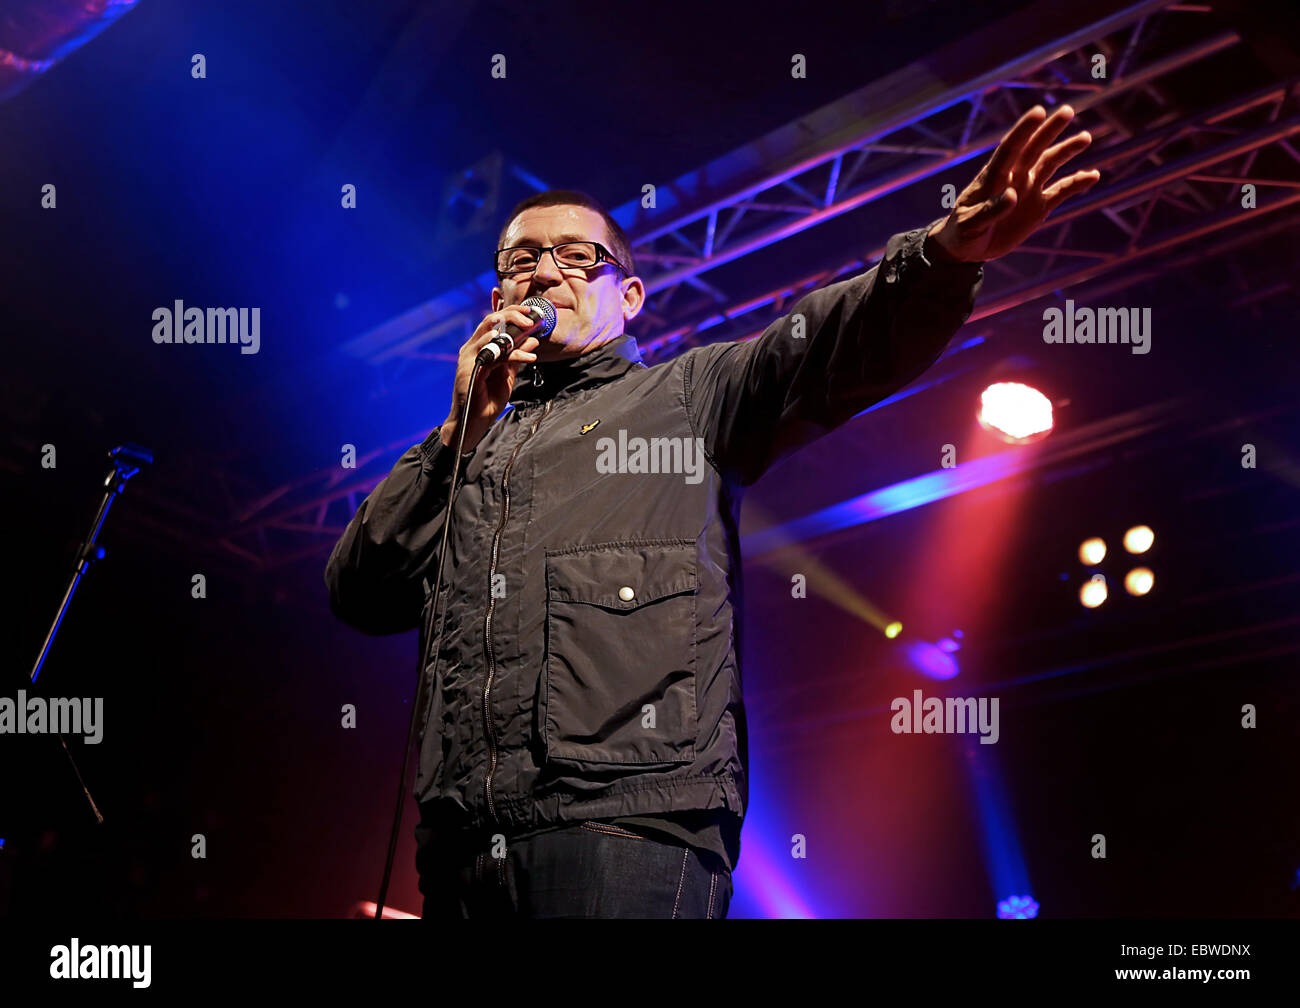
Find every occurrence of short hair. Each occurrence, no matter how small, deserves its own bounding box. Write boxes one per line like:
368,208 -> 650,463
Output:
497,189 -> 635,276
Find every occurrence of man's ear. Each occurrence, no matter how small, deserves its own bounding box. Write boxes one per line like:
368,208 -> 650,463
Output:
491,286 -> 503,312
621,275 -> 646,323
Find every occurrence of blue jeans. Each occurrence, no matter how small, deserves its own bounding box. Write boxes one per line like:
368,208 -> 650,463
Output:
415,811 -> 732,919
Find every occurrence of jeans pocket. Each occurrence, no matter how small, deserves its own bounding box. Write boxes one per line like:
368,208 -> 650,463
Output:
579,820 -> 648,840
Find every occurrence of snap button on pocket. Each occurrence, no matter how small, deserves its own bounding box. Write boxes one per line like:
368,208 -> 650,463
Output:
618,585 -> 635,602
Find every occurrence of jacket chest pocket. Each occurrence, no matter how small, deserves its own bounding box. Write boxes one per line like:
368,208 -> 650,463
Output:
542,540 -> 698,769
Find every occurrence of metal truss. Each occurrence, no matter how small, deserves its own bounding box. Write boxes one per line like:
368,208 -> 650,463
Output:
107,0 -> 1300,573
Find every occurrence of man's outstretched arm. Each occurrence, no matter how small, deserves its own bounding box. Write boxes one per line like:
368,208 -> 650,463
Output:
685,103 -> 1098,487
684,221 -> 984,487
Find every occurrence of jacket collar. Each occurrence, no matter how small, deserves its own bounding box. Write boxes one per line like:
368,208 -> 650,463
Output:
509,332 -> 646,403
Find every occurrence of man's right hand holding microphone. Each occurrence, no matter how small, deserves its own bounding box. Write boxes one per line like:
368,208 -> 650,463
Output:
440,302 -> 548,453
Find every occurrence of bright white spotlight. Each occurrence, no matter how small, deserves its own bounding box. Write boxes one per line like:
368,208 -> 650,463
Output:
1080,573 -> 1108,608
1124,525 -> 1154,554
1078,537 -> 1106,565
1125,567 -> 1154,595
978,382 -> 1054,443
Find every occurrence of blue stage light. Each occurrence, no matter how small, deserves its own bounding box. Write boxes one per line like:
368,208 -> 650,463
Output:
997,894 -> 1039,918
904,640 -> 959,680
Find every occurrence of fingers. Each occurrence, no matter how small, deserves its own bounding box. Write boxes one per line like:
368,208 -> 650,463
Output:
1017,104 -> 1077,180
981,104 -> 1048,190
466,306 -> 542,358
497,305 -> 541,339
465,323 -> 500,359
1034,130 -> 1092,187
478,336 -> 538,394
1043,169 -> 1101,212
507,335 -> 540,364
451,312 -> 542,438
483,337 -> 539,398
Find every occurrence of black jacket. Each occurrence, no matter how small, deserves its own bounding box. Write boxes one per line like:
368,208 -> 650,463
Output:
324,219 -> 984,870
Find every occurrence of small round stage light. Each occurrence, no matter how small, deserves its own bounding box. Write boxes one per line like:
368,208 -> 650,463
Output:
978,382 -> 1054,443
1080,574 -> 1107,608
1124,525 -> 1154,554
884,621 -> 903,639
903,640 -> 959,680
1125,567 -> 1154,595
1078,537 -> 1106,565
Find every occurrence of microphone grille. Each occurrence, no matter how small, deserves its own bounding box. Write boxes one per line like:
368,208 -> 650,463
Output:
521,296 -> 558,337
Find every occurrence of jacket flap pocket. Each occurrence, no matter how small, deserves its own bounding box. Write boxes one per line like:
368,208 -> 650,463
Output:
546,540 -> 696,610
542,538 -> 699,768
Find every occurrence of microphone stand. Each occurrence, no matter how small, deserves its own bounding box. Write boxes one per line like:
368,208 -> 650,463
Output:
26,443 -> 152,824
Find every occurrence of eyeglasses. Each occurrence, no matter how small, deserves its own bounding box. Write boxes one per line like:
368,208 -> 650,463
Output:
495,241 -> 628,277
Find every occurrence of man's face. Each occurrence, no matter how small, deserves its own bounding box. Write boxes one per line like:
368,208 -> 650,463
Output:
492,204 -> 644,361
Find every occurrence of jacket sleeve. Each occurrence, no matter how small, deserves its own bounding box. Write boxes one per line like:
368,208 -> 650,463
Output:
324,428 -> 471,635
684,219 -> 984,487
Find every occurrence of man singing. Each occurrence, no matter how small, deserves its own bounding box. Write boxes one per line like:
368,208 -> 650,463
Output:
325,104 -> 1098,918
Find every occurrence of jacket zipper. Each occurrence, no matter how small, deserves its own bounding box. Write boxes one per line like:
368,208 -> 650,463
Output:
482,397 -> 553,824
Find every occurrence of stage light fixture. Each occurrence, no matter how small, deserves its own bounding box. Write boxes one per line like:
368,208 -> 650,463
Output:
903,640 -> 959,680
1080,573 -> 1107,608
884,621 -> 903,639
1124,567 -> 1154,596
1078,537 -> 1106,565
977,381 -> 1054,443
1123,525 -> 1154,554
997,894 -> 1039,919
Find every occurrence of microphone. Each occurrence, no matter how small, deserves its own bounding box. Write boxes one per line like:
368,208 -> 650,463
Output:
475,296 -> 557,367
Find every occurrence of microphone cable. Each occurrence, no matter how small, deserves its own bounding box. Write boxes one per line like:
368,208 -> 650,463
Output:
373,357 -> 483,920
372,296 -> 553,917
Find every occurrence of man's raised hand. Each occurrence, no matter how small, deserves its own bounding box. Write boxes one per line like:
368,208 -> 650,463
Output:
441,306 -> 542,453
927,104 -> 1101,264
